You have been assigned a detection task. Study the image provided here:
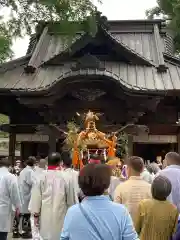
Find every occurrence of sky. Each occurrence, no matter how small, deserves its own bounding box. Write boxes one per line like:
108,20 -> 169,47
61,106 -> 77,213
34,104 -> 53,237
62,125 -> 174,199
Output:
12,0 -> 157,58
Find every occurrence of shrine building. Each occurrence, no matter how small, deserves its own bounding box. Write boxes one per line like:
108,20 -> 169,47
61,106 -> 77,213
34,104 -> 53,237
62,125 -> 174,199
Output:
0,18 -> 180,163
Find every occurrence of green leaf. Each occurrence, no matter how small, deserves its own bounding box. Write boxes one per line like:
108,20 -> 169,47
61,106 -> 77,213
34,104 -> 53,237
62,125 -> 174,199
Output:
0,0 -> 100,62
0,24 -> 13,63
146,0 -> 180,53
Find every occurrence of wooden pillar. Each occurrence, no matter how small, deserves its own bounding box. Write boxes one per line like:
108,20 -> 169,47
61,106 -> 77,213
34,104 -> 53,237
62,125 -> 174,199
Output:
48,130 -> 56,154
177,131 -> 180,154
170,143 -> 176,152
20,142 -> 25,161
9,131 -> 16,166
127,134 -> 133,156
21,142 -> 35,160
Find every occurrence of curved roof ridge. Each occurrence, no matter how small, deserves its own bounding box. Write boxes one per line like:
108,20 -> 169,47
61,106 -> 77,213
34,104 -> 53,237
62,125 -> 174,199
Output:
8,68 -> 165,96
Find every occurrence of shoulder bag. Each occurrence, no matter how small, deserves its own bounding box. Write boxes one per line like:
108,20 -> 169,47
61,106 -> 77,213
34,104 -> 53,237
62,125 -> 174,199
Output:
79,203 -> 103,240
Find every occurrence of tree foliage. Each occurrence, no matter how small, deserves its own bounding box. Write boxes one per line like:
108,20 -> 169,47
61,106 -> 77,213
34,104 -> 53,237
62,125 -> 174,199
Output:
0,0 -> 99,62
0,114 -> 9,137
63,121 -> 80,151
0,22 -> 13,63
146,0 -> 180,53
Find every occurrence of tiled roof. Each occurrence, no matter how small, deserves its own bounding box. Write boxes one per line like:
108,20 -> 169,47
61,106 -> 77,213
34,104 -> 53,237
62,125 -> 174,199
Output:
0,60 -> 180,93
111,32 -> 158,63
26,26 -> 83,70
25,20 -> 166,70
103,28 -> 155,66
42,27 -> 155,67
0,55 -> 31,73
0,19 -> 180,93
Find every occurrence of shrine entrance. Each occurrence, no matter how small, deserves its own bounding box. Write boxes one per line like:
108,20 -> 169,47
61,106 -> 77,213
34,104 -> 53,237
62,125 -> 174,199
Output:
133,143 -> 176,162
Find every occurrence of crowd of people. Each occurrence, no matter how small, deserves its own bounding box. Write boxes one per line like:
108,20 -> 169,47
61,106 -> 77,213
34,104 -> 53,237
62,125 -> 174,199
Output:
0,151 -> 180,240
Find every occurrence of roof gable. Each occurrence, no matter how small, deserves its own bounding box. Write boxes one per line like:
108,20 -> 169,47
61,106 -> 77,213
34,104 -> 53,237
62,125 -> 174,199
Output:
42,26 -> 155,67
70,54 -> 105,70
23,19 -> 172,73
1,19 -> 180,94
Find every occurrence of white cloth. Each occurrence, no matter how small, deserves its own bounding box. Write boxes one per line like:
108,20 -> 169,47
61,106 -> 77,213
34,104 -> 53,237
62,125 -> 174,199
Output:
29,170 -> 72,240
108,176 -> 121,200
141,168 -> 154,184
31,215 -> 43,240
18,166 -> 35,213
0,167 -> 21,232
61,168 -> 80,206
34,166 -> 44,175
33,167 -> 46,185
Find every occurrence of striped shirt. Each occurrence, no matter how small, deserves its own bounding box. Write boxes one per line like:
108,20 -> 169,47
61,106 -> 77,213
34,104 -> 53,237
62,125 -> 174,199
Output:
158,165 -> 180,213
114,176 -> 152,222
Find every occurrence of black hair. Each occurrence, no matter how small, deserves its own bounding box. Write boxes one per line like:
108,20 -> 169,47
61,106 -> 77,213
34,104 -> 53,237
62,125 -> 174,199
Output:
78,164 -> 111,196
48,152 -> 61,166
61,151 -> 72,168
0,158 -> 10,168
151,175 -> 172,201
26,156 -> 36,167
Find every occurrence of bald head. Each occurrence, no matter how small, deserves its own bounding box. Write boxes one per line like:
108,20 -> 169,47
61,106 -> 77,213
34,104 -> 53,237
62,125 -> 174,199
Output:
38,159 -> 47,169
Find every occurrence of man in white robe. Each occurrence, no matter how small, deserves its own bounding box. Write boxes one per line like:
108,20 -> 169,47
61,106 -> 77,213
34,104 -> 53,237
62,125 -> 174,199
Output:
18,156 -> 36,238
33,159 -> 47,182
61,151 -> 80,206
0,158 -> 21,240
29,152 -> 76,240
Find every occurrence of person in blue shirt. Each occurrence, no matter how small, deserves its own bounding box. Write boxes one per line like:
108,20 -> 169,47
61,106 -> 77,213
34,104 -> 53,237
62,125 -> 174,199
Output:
61,163 -> 139,240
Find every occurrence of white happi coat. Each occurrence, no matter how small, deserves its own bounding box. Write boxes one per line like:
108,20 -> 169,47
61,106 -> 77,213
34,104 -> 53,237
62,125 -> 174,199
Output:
33,167 -> 47,184
108,176 -> 121,200
61,168 -> 80,205
18,165 -> 34,213
34,166 -> 44,174
29,170 -> 74,240
0,167 -> 21,232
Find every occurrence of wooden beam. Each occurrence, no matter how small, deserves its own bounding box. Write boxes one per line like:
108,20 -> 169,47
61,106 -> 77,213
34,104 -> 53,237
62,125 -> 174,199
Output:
48,133 -> 56,154
128,135 -> 133,156
9,132 -> 16,166
48,126 -> 57,154
25,26 -> 48,72
134,134 -> 177,143
177,130 -> 180,154
153,24 -> 167,72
